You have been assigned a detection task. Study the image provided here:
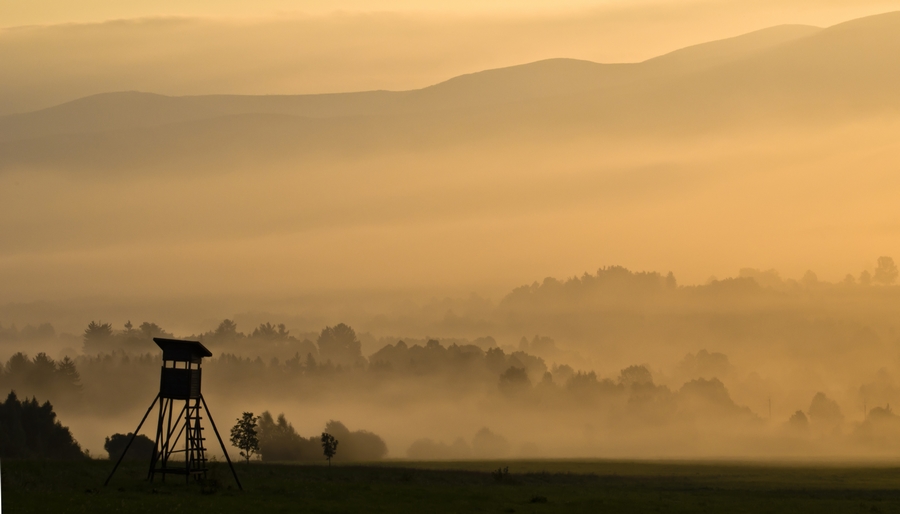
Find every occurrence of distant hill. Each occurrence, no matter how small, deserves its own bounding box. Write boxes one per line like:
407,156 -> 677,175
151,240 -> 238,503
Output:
0,24 -> 820,144
2,13 -> 900,171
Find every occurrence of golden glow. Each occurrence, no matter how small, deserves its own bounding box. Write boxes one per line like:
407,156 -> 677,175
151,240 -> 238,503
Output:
3,1 -> 900,461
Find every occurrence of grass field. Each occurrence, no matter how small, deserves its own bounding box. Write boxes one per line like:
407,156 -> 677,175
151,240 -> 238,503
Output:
5,458 -> 900,513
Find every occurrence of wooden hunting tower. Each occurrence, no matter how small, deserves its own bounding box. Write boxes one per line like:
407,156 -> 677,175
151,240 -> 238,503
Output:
105,338 -> 241,489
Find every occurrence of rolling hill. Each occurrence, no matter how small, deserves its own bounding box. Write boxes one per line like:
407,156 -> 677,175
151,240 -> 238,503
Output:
0,24 -> 822,144
1,11 -> 899,174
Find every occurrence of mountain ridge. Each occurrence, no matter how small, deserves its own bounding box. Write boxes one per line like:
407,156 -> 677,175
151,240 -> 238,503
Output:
2,12 -> 900,172
0,23 -> 823,143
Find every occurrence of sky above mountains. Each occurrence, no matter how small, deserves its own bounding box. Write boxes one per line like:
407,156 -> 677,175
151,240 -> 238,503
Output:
3,10 -> 900,307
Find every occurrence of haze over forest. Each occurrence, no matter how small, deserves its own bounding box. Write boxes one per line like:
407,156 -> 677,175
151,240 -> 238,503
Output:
4,1 -> 900,462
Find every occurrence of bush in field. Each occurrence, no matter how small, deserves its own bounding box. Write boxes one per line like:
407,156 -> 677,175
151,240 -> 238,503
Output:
472,427 -> 510,459
104,432 -> 155,461
324,420 -> 388,461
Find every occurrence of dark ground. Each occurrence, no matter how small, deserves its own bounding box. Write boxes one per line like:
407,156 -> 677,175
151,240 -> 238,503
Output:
4,458 -> 900,513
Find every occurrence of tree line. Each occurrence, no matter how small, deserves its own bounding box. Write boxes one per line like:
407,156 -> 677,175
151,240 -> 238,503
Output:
0,391 -> 85,459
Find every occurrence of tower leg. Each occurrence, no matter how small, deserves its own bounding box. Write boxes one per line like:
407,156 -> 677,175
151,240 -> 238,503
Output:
184,399 -> 192,484
200,394 -> 243,490
104,394 -> 160,487
148,396 -> 168,481
149,399 -> 189,483
163,398 -> 173,483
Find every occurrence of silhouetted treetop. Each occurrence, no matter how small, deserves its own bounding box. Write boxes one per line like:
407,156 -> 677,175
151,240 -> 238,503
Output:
874,256 -> 898,285
323,420 -> 387,461
83,321 -> 114,354
502,266 -> 671,307
104,432 -> 154,461
317,324 -> 363,367
0,391 -> 85,459
0,353 -> 83,401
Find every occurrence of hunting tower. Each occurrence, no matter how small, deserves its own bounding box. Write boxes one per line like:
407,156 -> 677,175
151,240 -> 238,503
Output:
105,338 -> 241,489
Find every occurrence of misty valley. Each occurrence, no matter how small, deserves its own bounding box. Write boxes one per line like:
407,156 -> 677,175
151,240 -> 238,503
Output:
6,5 -> 900,512
5,263 -> 900,464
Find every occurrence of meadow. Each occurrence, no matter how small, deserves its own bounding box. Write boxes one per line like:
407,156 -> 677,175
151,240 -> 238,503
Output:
5,459 -> 900,513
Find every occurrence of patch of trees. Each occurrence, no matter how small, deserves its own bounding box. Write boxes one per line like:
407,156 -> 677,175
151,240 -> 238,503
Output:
369,339 -> 547,383
526,364 -> 761,426
502,258 -> 899,312
0,322 -> 56,343
196,320 -> 319,363
256,413 -> 387,462
407,427 -> 511,460
502,265 -> 676,309
0,391 -> 85,459
780,392 -> 847,437
82,320 -> 174,355
0,352 -> 82,401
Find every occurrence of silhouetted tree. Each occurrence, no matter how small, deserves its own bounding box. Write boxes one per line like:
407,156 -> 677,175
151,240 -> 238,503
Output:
787,410 -> 809,431
213,319 -> 240,339
618,365 -> 653,388
665,271 -> 677,289
56,357 -> 82,392
230,412 -> 260,464
800,270 -> 819,288
499,366 -> 531,396
252,323 -> 290,341
83,321 -> 114,354
0,391 -> 85,459
874,256 -> 898,285
305,353 -> 318,371
28,353 -> 57,394
104,432 -> 155,461
0,353 -> 83,401
860,270 -> 873,286
809,392 -> 844,430
321,432 -> 338,466
322,420 -> 387,461
139,322 -> 173,340
317,324 -> 362,367
472,427 -> 510,458
257,411 -> 319,461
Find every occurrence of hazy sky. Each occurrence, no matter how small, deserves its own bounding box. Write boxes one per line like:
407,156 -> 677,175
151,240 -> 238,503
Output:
5,0 -> 900,26
3,1 -> 900,307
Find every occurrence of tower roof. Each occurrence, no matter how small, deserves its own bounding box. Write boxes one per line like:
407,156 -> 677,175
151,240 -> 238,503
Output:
153,338 -> 212,363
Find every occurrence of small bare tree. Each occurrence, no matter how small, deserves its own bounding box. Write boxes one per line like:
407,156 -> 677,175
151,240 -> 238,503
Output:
321,432 -> 338,466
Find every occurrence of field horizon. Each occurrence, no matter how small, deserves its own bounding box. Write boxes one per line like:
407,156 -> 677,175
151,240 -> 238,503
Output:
8,458 -> 900,513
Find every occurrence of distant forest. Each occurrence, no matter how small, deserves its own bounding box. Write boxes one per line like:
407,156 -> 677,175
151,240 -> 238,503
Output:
3,261 -> 900,458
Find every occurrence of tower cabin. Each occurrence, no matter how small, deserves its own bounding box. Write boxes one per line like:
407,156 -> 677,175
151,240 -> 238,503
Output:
155,338 -> 211,400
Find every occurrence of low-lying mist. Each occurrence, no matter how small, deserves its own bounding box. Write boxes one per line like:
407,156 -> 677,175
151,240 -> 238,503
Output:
5,10 -> 900,464
5,262 -> 900,462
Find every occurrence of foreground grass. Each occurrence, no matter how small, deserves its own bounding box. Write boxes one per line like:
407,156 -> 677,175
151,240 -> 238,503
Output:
5,458 -> 900,513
